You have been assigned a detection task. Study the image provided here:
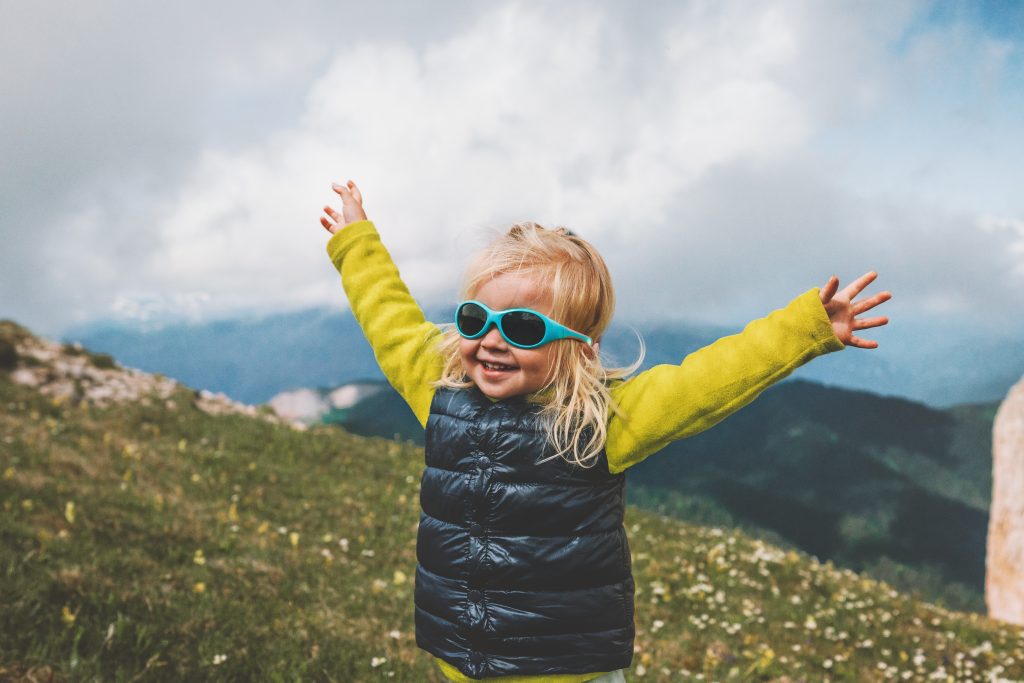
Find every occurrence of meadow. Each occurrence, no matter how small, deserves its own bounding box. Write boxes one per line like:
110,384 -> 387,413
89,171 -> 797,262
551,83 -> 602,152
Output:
2,345 -> 1023,681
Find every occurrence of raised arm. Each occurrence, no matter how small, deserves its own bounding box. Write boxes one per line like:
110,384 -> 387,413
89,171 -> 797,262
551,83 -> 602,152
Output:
605,287 -> 845,473
321,182 -> 442,428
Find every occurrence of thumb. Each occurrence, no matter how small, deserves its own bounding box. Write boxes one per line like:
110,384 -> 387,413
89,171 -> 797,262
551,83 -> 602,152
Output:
820,275 -> 838,304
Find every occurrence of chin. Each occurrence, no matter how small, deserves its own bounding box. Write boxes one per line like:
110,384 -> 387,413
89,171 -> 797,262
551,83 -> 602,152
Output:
470,370 -> 521,400
475,380 -> 517,401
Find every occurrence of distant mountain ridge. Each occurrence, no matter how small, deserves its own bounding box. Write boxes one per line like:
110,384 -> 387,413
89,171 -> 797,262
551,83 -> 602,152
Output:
62,304 -> 1024,408
626,380 -> 996,612
63,306 -> 380,405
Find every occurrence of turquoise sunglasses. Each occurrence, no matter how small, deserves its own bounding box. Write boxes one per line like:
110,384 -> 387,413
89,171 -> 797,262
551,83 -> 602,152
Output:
455,300 -> 593,349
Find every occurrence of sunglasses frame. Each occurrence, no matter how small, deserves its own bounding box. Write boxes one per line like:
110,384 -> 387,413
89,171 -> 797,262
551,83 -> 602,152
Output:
455,300 -> 593,349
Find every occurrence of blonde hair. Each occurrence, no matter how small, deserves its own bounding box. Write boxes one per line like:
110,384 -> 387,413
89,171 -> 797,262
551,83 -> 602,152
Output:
432,222 -> 645,468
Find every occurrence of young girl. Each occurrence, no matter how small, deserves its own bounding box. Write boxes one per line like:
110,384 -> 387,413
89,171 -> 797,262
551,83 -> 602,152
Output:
320,180 -> 891,683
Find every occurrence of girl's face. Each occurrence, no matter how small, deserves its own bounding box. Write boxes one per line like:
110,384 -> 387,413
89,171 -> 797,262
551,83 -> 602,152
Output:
459,272 -> 559,401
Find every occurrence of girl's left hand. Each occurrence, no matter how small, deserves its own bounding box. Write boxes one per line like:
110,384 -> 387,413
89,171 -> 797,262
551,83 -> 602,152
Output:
321,179 -> 367,234
819,272 -> 891,349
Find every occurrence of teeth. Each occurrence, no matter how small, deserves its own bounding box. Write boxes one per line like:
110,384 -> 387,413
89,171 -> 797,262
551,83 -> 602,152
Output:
483,362 -> 513,371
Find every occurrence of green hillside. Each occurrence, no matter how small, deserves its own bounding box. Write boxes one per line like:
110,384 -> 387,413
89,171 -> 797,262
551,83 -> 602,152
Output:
2,324 -> 1023,681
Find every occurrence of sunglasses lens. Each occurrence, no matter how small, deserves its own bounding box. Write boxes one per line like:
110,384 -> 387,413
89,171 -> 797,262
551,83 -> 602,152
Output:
456,302 -> 488,337
502,311 -> 546,347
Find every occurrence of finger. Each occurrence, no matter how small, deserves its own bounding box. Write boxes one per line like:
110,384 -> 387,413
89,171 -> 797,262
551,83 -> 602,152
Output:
852,291 -> 892,315
320,216 -> 335,233
841,271 -> 877,300
820,275 -> 839,304
348,181 -> 363,204
853,315 -> 889,330
323,205 -> 341,221
848,335 -> 879,349
332,182 -> 350,199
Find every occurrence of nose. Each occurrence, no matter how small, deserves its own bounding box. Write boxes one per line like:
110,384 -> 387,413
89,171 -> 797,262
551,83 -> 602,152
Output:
479,325 -> 508,350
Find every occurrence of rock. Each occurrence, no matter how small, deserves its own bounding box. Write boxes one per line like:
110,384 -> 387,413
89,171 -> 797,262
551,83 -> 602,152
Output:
10,368 -> 40,387
987,374 -> 1024,625
327,382 -> 383,410
268,387 -> 328,424
268,382 -> 386,426
0,321 -> 295,430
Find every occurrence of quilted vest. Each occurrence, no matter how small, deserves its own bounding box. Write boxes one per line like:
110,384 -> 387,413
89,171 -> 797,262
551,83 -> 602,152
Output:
414,386 -> 635,680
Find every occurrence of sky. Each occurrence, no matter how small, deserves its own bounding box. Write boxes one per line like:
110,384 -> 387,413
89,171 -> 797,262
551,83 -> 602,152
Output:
2,0 -> 1023,343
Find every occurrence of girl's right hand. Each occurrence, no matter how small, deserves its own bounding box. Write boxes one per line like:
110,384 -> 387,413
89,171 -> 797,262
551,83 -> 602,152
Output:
321,180 -> 367,234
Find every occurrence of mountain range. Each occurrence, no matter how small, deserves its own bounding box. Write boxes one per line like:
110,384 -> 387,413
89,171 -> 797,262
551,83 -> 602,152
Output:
61,305 -> 1024,408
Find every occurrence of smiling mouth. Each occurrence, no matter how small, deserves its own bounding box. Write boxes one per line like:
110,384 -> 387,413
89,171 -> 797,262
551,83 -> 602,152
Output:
481,361 -> 517,371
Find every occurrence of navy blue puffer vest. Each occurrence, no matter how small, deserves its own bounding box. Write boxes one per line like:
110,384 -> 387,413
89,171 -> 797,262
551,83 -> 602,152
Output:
414,386 -> 635,680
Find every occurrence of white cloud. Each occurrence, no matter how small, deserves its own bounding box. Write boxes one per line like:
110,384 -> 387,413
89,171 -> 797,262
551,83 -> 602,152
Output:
2,0 -> 1022,338
111,2 -> 840,317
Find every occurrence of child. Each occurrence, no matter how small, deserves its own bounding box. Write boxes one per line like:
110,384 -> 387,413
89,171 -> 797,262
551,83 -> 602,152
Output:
320,180 -> 890,683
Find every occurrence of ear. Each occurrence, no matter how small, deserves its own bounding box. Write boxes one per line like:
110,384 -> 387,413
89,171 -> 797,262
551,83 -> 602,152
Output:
581,339 -> 600,360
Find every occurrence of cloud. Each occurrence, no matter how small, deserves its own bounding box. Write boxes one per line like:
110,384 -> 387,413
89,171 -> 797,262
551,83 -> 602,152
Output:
0,0 -> 481,333
2,0 -> 1022,339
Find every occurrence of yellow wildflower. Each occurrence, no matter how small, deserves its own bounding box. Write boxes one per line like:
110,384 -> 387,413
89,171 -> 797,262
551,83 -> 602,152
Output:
177,438 -> 188,453
194,582 -> 206,594
257,521 -> 270,534
393,570 -> 407,585
228,502 -> 239,522
64,502 -> 76,524
61,605 -> 77,627
194,549 -> 206,566
289,532 -> 300,548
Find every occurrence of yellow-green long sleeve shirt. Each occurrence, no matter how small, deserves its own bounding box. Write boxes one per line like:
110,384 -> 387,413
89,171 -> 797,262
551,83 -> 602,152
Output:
326,220 -> 845,683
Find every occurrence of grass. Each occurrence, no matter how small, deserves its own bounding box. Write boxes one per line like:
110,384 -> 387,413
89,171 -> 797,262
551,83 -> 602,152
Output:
1,372 -> 1023,682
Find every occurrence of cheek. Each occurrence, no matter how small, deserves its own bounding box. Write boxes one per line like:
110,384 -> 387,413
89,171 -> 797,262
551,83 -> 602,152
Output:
459,339 -> 478,365
521,347 -> 556,378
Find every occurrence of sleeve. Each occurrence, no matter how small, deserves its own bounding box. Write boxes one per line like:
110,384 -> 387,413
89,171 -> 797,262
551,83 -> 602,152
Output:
325,220 -> 444,428
604,287 -> 845,474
